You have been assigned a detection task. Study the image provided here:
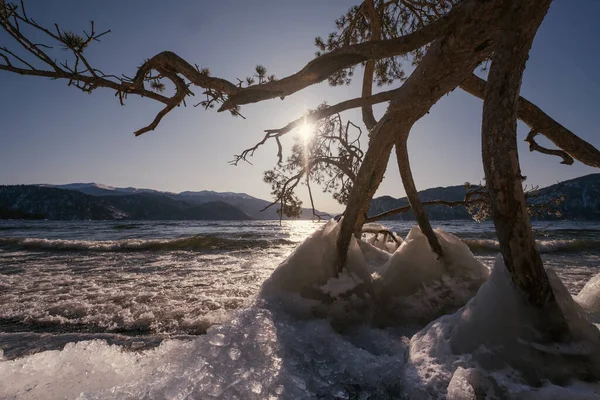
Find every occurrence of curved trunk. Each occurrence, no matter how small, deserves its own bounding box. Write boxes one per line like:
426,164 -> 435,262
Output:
481,0 -> 565,332
336,0 -> 507,272
361,0 -> 381,132
396,138 -> 443,257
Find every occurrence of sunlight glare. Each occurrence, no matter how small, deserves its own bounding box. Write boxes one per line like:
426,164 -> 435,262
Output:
298,123 -> 314,142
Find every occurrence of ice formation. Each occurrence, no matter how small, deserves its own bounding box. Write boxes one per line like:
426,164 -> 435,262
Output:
260,220 -> 373,299
376,227 -> 489,324
0,300 -> 408,399
403,255 -> 600,399
577,272 -> 600,315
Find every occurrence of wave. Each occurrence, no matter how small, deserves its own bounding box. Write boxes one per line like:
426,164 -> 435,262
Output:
111,223 -> 142,230
464,238 -> 600,254
0,235 -> 296,252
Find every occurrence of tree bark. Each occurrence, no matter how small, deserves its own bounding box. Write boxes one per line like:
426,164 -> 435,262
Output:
396,138 -> 444,257
361,0 -> 382,132
481,1 -> 559,312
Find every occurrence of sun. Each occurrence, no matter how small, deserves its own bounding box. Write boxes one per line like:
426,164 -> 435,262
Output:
298,123 -> 314,142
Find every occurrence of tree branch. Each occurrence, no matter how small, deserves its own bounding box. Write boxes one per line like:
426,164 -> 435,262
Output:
460,73 -> 600,168
133,69 -> 190,136
360,0 -> 381,131
1,0 -> 471,136
230,88 -> 400,165
218,0 -> 470,111
132,51 -> 239,96
525,130 -> 574,165
365,198 -> 483,223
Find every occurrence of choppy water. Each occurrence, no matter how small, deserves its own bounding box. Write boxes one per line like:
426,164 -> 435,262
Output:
1,219 -> 599,360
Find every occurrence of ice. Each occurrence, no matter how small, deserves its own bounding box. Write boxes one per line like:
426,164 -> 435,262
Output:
375,226 -> 489,324
576,272 -> 600,314
0,339 -> 195,400
260,219 -> 373,299
1,301 -> 409,399
2,222 -> 600,399
403,255 -> 600,399
357,239 -> 392,275
319,272 -> 365,297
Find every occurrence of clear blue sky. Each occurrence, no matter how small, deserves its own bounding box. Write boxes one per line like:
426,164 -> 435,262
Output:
1,1 -> 598,213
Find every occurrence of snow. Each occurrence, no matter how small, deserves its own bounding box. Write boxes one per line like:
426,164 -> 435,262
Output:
376,227 -> 489,324
403,255 -> 600,399
357,239 -> 392,275
260,219 -> 373,299
2,222 -> 600,399
577,272 -> 600,314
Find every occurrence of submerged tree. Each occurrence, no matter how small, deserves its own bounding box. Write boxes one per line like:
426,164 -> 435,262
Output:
2,0 -> 600,364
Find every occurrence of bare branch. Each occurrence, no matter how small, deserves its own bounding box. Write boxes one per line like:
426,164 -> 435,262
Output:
218,0 -> 471,111
365,198 -> 483,223
525,130 -> 574,165
133,70 -> 189,136
460,73 -> 600,168
361,227 -> 402,244
231,89 -> 399,165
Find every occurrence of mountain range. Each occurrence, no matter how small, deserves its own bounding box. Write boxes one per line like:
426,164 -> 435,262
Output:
0,183 -> 326,221
1,174 -> 599,220
368,174 -> 600,221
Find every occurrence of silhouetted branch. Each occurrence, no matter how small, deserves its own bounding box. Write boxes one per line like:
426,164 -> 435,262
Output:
525,130 -> 574,165
1,0 -> 470,137
231,90 -> 398,165
365,198 -> 483,223
361,226 -> 402,244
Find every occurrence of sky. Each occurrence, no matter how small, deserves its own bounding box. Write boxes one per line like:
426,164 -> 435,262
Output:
1,0 -> 599,213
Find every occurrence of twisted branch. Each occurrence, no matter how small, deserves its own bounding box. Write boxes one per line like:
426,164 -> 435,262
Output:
525,130 -> 574,165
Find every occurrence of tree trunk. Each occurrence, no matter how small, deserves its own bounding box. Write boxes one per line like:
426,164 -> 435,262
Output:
336,0 -> 508,272
481,1 -> 563,325
396,137 -> 443,257
361,0 -> 381,132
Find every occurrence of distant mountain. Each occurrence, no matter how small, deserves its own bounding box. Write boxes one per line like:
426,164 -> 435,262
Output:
46,183 -> 174,197
45,183 -> 327,220
533,174 -> 600,220
369,185 -> 471,221
0,186 -> 252,221
7,175 -> 596,221
368,174 -> 600,221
